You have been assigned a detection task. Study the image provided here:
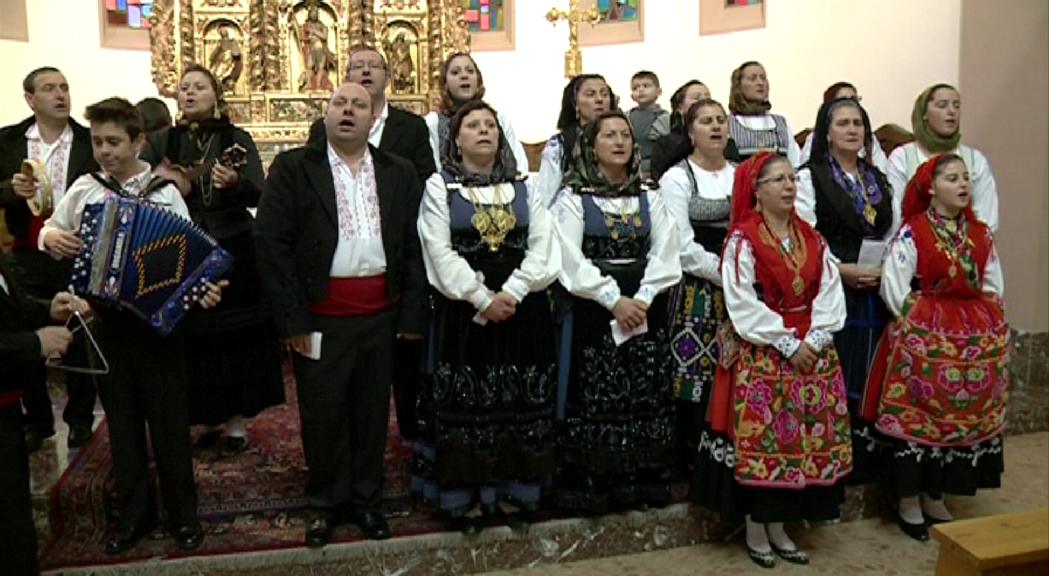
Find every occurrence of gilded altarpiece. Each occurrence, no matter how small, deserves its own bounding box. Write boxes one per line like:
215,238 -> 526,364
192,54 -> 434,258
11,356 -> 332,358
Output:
149,0 -> 469,155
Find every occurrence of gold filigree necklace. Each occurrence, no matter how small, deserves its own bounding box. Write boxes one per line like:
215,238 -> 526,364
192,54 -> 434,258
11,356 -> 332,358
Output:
758,216 -> 808,296
467,184 -> 517,252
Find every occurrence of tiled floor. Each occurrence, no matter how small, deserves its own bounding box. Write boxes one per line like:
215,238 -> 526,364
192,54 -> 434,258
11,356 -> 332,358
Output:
481,431 -> 1049,576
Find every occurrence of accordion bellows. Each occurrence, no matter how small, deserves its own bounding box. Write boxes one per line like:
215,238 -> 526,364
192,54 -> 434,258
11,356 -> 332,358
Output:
71,197 -> 233,335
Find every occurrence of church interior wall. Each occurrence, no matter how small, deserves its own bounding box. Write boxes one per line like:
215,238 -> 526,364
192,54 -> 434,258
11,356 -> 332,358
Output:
960,0 -> 1049,333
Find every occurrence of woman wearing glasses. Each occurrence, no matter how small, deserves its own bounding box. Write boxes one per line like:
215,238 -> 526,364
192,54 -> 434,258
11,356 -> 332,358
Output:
709,152 -> 850,568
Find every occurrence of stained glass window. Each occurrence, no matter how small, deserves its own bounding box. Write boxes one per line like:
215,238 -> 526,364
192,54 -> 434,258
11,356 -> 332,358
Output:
597,0 -> 638,22
462,0 -> 505,33
104,0 -> 154,30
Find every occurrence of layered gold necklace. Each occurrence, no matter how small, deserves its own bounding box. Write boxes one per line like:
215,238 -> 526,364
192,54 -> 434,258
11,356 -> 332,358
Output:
467,184 -> 517,251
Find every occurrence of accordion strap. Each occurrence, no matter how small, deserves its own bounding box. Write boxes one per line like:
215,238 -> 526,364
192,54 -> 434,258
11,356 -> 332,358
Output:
90,173 -> 174,202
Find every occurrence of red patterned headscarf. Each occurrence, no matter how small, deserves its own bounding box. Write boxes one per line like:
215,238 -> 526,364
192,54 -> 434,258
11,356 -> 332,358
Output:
901,154 -> 976,224
729,151 -> 776,227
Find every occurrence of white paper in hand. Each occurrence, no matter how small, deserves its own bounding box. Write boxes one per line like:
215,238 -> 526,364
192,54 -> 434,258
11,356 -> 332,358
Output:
302,331 -> 322,360
610,319 -> 648,346
856,239 -> 887,269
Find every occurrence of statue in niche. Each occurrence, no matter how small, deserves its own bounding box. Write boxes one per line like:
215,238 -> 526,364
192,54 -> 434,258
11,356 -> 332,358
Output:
385,29 -> 415,94
290,3 -> 337,92
208,26 -> 244,93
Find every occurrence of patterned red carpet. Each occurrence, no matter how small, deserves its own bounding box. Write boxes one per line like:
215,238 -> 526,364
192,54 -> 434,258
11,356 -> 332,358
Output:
40,371 -> 444,571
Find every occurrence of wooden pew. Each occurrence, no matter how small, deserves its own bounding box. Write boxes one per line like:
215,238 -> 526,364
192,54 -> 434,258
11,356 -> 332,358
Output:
931,507 -> 1049,576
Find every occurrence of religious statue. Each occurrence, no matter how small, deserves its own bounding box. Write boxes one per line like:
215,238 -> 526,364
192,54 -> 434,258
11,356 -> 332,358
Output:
291,4 -> 337,92
208,26 -> 243,93
385,30 -> 415,94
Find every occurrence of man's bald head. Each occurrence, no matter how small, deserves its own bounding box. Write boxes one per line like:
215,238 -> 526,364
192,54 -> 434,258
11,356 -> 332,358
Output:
324,82 -> 375,149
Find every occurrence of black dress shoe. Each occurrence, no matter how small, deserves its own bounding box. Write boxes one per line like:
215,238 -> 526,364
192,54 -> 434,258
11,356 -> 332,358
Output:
67,423 -> 93,449
353,511 -> 391,540
305,515 -> 333,548
924,513 -> 952,525
224,436 -> 248,453
746,544 -> 776,569
174,524 -> 204,551
104,522 -> 154,555
25,428 -> 56,454
771,543 -> 810,565
896,513 -> 929,541
195,429 -> 222,449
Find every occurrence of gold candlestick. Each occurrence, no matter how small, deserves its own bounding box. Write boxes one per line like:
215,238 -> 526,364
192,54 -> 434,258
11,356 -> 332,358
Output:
546,0 -> 601,79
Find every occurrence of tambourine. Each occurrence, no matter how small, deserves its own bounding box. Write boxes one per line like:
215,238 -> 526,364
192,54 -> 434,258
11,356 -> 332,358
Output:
21,159 -> 54,217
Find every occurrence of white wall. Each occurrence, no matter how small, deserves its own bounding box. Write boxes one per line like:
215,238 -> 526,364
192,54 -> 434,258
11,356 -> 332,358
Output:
473,0 -> 962,143
0,0 -> 960,142
0,0 -> 159,127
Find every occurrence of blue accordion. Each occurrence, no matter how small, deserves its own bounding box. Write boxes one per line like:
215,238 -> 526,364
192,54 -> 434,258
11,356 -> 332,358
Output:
70,196 -> 233,335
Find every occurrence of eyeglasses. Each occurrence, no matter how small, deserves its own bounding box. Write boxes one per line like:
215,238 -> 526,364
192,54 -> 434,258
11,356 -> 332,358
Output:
348,61 -> 386,71
757,173 -> 799,186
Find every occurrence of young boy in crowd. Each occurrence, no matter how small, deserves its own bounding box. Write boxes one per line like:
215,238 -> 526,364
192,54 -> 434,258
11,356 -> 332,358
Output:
627,70 -> 670,177
39,97 -> 225,555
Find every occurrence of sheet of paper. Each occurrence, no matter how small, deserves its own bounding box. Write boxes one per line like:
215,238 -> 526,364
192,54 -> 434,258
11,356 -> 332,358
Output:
856,239 -> 888,269
302,331 -> 323,361
610,318 -> 648,346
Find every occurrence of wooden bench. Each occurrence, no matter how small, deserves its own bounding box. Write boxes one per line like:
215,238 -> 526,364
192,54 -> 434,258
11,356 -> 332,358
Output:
931,507 -> 1049,576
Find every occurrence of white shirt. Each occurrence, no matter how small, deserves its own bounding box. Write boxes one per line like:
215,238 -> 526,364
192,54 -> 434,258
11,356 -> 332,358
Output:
25,122 -> 74,207
880,221 -> 1004,317
799,131 -> 889,174
418,174 -> 560,312
40,161 -> 190,255
886,142 -> 998,235
535,135 -> 564,208
552,188 -> 682,309
733,114 -> 802,167
326,144 -> 387,277
721,231 -> 846,358
658,159 -> 734,284
368,101 -> 390,147
424,109 -> 530,176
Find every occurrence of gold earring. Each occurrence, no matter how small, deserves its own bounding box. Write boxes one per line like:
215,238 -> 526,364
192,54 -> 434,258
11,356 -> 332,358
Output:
213,107 -> 221,120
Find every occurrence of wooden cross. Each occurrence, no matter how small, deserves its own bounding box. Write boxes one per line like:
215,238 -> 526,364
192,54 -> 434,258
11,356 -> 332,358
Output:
546,0 -> 601,79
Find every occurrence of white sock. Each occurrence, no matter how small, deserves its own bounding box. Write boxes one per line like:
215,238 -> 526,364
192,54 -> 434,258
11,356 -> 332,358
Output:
766,522 -> 797,551
898,496 -> 924,524
920,493 -> 953,521
225,415 -> 247,438
745,515 -> 771,553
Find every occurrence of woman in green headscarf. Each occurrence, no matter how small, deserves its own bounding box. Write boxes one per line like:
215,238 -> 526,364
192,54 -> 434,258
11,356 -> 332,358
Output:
886,83 -> 998,234
551,110 -> 682,513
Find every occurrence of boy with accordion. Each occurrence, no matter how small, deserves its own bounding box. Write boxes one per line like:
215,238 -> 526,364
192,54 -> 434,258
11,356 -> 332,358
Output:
38,97 -> 226,555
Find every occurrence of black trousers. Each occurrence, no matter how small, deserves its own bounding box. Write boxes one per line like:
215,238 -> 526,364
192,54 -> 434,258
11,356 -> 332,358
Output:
0,404 -> 40,575
94,311 -> 198,531
391,338 -> 421,440
294,310 -> 395,514
7,250 -> 96,434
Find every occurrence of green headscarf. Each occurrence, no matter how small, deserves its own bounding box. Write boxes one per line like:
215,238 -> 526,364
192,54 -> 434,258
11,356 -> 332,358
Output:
911,83 -> 961,153
562,111 -> 643,197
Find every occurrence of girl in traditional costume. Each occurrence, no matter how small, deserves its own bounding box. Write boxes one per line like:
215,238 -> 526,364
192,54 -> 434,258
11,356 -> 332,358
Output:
711,152 -> 851,567
863,154 -> 1008,541
552,110 -> 681,512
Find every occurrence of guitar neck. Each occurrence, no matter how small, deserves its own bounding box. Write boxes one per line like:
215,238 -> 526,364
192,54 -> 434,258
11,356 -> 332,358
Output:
182,158 -> 219,182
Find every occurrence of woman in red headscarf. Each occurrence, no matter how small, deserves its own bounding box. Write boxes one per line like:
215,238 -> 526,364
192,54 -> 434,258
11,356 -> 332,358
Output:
863,154 -> 1008,541
706,152 -> 850,568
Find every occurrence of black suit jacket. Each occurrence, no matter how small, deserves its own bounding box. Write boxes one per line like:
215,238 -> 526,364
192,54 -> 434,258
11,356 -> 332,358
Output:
255,140 -> 427,339
308,105 -> 436,183
0,262 -> 49,398
0,116 -> 98,241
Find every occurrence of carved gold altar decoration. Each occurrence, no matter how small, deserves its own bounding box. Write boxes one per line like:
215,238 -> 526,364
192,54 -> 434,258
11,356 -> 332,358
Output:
149,0 -> 470,150
546,0 -> 601,79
